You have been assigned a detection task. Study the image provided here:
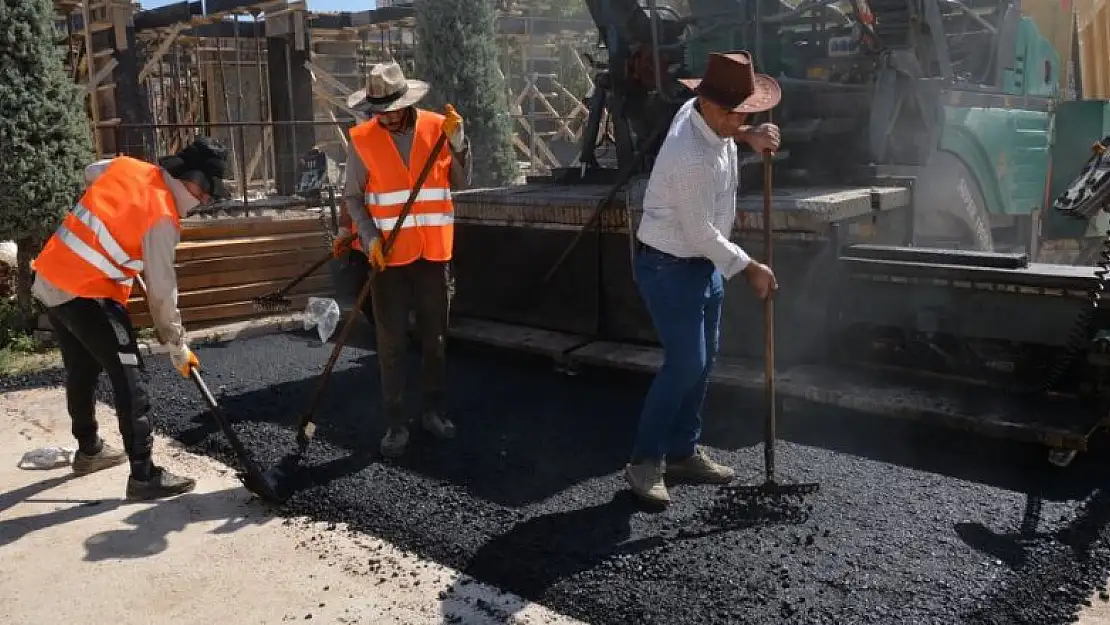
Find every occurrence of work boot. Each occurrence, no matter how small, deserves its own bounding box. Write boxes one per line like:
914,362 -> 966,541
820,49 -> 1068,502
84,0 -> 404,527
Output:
624,460 -> 670,505
421,411 -> 456,440
380,426 -> 410,459
126,466 -> 196,501
666,447 -> 735,484
72,443 -> 128,476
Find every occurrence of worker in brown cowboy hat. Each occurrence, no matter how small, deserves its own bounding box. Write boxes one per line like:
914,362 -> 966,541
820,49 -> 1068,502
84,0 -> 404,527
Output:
31,137 -> 231,500
333,61 -> 472,459
624,51 -> 782,505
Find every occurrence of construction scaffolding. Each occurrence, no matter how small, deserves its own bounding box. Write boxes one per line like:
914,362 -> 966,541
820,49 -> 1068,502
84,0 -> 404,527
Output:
54,0 -> 599,200
46,0 -> 600,329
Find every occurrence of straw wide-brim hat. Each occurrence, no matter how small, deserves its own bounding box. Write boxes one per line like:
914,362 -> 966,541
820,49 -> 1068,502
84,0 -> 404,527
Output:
678,51 -> 781,114
347,61 -> 430,114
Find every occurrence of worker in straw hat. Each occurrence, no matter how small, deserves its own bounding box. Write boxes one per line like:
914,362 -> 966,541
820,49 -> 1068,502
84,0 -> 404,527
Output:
333,61 -> 472,459
30,137 -> 232,500
624,51 -> 782,505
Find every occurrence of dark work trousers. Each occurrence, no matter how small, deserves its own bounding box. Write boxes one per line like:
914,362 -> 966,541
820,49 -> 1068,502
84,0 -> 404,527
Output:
46,297 -> 154,478
357,258 -> 454,429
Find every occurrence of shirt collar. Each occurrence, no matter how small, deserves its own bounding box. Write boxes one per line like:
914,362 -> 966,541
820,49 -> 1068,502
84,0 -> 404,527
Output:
161,169 -> 199,218
685,97 -> 729,148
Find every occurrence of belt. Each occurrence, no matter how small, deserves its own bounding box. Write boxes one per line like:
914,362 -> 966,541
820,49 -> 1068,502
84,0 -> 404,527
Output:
635,240 -> 702,262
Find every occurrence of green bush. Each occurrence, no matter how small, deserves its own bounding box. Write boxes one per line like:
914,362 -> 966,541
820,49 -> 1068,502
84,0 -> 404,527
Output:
0,297 -> 38,353
414,0 -> 517,187
0,0 -> 94,325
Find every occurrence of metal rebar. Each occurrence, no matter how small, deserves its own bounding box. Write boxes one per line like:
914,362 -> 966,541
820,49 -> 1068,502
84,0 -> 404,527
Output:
284,35 -> 298,183
234,15 -> 248,206
96,121 -> 357,129
253,10 -> 273,186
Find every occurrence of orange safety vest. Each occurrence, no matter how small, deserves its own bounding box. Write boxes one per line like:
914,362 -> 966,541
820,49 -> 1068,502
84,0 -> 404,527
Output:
31,156 -> 181,306
348,109 -> 455,266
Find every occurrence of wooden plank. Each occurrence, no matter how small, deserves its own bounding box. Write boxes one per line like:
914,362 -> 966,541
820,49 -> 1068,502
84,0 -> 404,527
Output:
132,295 -> 315,328
181,217 -> 325,242
175,248 -> 329,277
447,317 -> 590,357
175,233 -> 327,262
176,259 -> 330,291
128,274 -> 332,314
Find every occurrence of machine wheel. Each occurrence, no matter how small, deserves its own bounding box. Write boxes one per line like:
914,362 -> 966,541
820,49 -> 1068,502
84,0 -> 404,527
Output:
912,152 -> 994,251
1047,448 -> 1078,467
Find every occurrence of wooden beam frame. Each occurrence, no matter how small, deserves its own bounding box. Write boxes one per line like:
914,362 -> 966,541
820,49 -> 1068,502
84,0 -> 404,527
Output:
138,23 -> 186,83
84,57 -> 119,95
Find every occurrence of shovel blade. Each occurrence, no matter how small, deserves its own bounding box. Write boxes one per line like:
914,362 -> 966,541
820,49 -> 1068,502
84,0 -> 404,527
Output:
237,460 -> 291,504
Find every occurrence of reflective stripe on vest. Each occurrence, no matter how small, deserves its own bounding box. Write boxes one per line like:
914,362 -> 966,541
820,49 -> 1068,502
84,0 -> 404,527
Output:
373,212 -> 455,231
363,187 -> 453,208
63,203 -> 145,276
55,203 -> 145,286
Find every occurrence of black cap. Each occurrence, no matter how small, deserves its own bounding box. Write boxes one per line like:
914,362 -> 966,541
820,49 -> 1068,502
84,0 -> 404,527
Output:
158,136 -> 231,200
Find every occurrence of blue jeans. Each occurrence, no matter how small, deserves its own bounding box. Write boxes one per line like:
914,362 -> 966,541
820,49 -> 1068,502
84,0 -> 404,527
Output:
630,246 -> 724,463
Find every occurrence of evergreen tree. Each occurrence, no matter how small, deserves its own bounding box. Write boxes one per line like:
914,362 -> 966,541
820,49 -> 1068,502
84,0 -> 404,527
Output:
0,0 -> 94,325
415,0 -> 517,186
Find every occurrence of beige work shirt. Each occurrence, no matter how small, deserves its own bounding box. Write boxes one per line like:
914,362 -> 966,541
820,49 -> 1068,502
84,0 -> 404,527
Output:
32,159 -> 195,348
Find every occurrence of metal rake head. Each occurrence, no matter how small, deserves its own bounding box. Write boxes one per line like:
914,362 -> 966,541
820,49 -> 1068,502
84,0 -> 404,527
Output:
251,293 -> 294,314
720,480 -> 820,499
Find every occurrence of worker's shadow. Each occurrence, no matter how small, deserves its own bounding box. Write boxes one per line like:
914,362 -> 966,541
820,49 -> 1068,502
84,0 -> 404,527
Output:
0,474 -> 264,561
451,491 -> 654,604
959,486 -> 1110,621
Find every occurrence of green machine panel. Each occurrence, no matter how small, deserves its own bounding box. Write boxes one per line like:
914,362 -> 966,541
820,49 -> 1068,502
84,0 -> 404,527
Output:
1043,99 -> 1110,240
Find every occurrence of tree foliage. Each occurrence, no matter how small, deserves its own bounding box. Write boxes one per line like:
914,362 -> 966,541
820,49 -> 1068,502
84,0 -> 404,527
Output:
415,0 -> 518,187
0,0 -> 93,320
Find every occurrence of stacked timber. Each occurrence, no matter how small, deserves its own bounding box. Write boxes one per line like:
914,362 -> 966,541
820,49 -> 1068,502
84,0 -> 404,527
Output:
127,209 -> 334,329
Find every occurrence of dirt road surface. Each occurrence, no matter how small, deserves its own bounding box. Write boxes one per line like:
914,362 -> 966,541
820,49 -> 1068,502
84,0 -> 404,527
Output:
0,386 -> 584,625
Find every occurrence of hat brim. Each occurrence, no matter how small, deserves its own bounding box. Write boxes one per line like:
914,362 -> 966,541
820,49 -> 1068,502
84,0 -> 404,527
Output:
679,73 -> 782,113
348,80 -> 430,114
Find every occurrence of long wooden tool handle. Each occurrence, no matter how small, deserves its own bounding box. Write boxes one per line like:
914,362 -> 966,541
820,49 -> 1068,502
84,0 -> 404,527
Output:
274,251 -> 334,299
762,112 -> 776,483
298,130 -> 451,431
190,367 -> 255,463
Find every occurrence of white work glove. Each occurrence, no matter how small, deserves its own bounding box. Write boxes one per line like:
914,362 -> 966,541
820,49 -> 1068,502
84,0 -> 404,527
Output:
168,342 -> 199,378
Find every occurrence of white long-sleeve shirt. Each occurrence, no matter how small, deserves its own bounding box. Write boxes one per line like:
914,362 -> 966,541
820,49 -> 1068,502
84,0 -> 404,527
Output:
636,97 -> 753,279
32,159 -> 195,348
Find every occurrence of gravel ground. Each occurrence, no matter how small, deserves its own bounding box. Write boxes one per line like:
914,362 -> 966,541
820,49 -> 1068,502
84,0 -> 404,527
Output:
9,328 -> 1110,625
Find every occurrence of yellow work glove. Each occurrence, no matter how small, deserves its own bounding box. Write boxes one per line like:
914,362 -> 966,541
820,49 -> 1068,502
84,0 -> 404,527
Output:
168,343 -> 199,378
367,236 -> 387,273
332,228 -> 355,259
443,104 -> 464,151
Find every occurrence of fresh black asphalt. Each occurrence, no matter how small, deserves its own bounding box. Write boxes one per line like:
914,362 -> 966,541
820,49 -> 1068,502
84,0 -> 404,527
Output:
6,326 -> 1110,625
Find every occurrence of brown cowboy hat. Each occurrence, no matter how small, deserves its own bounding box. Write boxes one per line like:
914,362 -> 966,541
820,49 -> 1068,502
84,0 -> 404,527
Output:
679,51 -> 781,114
347,61 -> 430,114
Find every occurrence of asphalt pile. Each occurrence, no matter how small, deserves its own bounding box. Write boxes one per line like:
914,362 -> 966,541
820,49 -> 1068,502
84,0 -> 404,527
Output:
9,330 -> 1110,625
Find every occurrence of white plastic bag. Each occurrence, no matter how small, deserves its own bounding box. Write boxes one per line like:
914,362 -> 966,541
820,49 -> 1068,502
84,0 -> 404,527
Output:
18,446 -> 74,470
303,297 -> 341,343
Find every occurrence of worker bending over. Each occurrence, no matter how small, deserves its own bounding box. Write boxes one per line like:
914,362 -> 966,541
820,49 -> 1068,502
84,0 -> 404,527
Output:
31,138 -> 231,500
626,52 -> 781,505
335,61 -> 472,458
